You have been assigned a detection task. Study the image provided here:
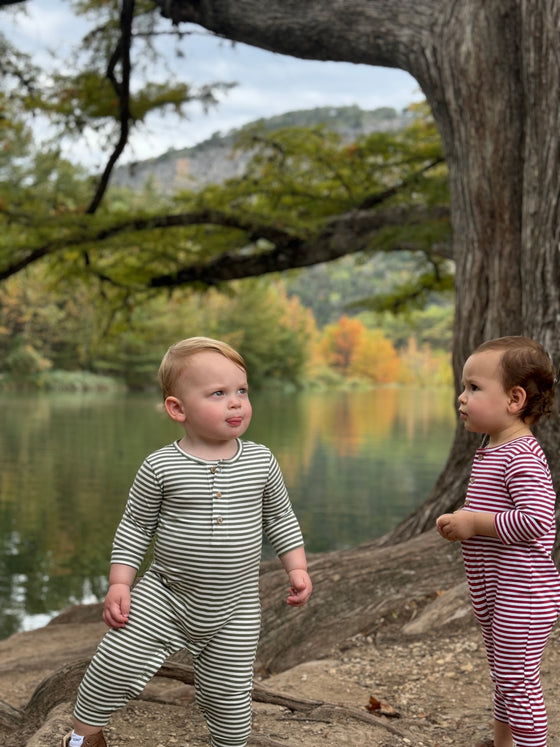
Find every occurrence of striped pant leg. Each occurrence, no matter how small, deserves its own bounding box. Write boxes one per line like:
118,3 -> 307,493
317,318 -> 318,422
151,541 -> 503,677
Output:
74,572 -> 188,726
490,592 -> 558,747
193,602 -> 261,747
468,568 -> 497,674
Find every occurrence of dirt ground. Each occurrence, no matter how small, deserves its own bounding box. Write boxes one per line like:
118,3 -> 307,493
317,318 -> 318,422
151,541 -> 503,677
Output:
1,552 -> 560,747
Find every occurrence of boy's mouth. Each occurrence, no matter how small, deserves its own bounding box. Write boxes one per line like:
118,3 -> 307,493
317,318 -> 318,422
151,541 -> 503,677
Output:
226,417 -> 243,426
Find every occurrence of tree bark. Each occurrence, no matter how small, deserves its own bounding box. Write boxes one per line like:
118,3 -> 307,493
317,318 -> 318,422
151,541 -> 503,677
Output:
153,0 -> 560,552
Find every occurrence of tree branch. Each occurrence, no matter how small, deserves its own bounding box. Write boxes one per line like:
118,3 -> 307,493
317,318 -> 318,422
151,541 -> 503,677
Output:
0,204 -> 450,284
152,0 -> 431,72
87,0 -> 135,215
148,204 -> 450,288
357,158 -> 445,210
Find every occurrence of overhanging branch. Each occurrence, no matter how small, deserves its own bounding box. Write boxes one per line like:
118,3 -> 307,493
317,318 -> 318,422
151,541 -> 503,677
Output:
149,204 -> 450,288
0,204 -> 450,284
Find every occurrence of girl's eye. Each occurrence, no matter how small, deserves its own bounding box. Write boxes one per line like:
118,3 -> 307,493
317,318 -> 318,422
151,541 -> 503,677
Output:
471,384 -> 479,392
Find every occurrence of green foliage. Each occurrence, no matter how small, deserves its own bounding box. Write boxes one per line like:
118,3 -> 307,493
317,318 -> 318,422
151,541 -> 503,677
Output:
0,267 -> 314,390
224,107 -> 448,227
0,370 -> 124,393
151,279 -> 316,390
376,304 -> 454,350
29,70 -> 194,132
207,281 -> 312,389
1,84 -> 451,307
4,342 -> 51,378
285,252 -> 454,329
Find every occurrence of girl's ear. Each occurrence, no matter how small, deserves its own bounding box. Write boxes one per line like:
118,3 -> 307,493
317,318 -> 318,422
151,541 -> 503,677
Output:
164,396 -> 187,423
507,385 -> 528,414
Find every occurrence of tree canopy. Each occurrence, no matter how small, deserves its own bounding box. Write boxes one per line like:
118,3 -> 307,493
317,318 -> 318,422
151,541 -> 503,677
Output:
1,46 -> 452,301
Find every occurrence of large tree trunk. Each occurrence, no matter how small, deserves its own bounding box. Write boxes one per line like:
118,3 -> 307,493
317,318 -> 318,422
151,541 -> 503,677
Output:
156,0 -> 560,552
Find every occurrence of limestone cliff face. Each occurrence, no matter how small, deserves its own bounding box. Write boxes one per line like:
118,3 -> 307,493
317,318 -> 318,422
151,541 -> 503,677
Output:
111,106 -> 410,193
111,136 -> 250,193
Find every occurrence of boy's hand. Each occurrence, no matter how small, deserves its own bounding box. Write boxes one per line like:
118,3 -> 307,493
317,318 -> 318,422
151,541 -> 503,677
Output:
103,583 -> 131,628
287,569 -> 312,607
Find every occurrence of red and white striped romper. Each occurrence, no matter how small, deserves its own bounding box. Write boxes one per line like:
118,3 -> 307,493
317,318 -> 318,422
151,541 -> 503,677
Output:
461,435 -> 560,747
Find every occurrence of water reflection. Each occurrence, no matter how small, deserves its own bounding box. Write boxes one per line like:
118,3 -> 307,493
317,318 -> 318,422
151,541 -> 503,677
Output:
248,388 -> 456,555
0,387 -> 455,637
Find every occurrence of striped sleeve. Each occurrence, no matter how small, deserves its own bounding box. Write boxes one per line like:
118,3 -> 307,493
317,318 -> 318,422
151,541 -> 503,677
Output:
262,453 -> 304,557
111,458 -> 163,568
494,449 -> 556,545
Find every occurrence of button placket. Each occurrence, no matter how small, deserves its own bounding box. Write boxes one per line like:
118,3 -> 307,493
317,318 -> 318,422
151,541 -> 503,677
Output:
209,463 -> 227,538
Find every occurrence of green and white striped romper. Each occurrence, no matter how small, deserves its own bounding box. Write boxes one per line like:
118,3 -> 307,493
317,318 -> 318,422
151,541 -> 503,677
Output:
74,439 -> 304,747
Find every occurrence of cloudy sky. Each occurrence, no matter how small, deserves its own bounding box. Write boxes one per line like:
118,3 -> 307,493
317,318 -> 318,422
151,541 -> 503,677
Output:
4,0 -> 423,168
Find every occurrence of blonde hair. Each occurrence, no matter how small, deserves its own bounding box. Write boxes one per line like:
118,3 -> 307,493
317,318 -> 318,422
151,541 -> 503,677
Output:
158,337 -> 246,400
474,336 -> 555,423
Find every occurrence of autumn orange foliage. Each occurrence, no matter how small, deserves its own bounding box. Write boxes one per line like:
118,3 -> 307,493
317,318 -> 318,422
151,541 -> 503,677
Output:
319,315 -> 402,383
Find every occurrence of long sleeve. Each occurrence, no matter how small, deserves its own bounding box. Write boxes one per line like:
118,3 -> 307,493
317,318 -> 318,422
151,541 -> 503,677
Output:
111,458 -> 163,569
262,453 -> 304,557
494,451 -> 556,545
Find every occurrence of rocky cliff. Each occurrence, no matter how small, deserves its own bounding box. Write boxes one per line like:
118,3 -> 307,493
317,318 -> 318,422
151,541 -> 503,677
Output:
111,105 -> 410,193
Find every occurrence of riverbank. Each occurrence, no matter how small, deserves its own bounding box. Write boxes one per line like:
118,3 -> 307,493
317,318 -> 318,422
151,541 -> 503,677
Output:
1,532 -> 559,746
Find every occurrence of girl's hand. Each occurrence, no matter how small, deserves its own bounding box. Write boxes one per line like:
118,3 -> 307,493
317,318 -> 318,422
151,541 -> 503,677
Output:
437,509 -> 497,541
436,510 -> 476,542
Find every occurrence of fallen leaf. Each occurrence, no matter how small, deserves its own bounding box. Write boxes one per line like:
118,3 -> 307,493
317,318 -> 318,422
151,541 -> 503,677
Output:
365,695 -> 401,718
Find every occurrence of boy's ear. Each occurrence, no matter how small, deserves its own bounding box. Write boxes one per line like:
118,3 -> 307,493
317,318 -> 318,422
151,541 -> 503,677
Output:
508,385 -> 527,413
164,396 -> 187,423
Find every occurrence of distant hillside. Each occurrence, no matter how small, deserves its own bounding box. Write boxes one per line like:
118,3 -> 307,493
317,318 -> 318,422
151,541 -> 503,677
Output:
111,105 -> 411,193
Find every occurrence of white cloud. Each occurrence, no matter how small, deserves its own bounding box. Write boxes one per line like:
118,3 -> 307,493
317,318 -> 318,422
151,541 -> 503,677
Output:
6,0 -> 88,60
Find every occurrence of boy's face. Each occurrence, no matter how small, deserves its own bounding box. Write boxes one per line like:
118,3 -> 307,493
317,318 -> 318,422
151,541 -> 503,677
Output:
166,351 -> 252,447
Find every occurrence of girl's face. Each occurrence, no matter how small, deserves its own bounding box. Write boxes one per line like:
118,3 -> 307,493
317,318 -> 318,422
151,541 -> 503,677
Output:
457,350 -> 519,439
165,351 -> 252,452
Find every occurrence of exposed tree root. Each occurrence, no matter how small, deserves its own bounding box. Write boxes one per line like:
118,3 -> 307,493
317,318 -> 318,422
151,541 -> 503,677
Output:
0,657 -> 415,743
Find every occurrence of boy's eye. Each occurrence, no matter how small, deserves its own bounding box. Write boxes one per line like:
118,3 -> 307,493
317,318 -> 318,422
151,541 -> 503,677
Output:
212,390 -> 224,396
238,388 -> 248,395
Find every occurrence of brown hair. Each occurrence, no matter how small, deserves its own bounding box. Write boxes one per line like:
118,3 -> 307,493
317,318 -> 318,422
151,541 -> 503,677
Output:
474,336 -> 555,423
157,337 -> 246,400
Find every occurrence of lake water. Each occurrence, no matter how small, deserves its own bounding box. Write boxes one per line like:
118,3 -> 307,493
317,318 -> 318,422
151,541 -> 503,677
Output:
0,387 -> 456,638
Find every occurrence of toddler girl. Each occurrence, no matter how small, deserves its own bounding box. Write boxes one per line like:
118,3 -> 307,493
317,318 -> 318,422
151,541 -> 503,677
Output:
437,335 -> 560,747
